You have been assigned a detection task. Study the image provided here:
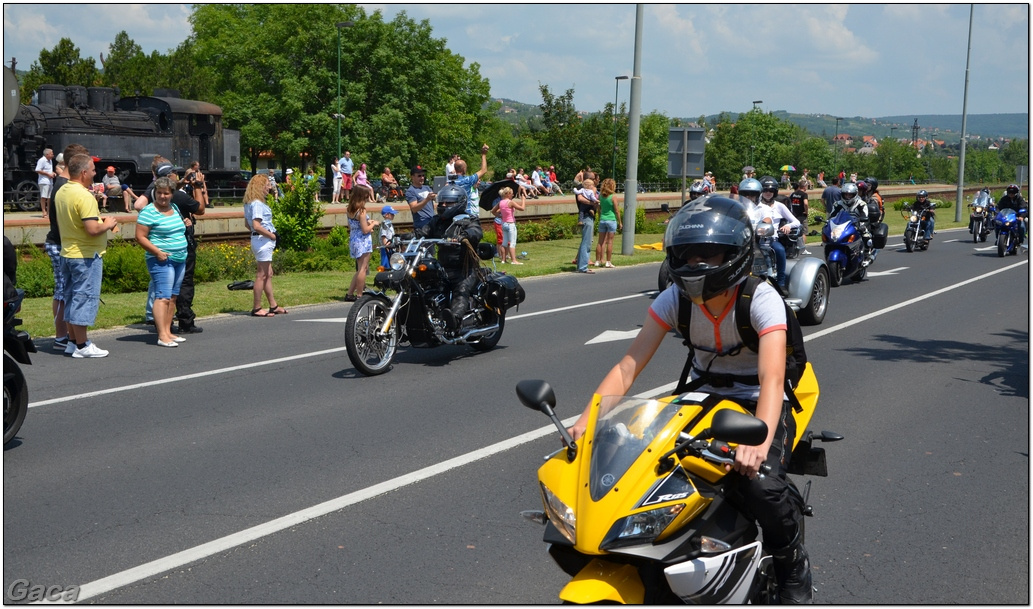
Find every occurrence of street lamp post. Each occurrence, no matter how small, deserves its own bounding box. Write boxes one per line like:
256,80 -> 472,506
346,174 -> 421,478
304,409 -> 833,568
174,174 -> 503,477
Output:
336,21 -> 354,160
612,75 -> 629,181
750,101 -> 762,167
833,116 -> 843,176
889,126 -> 898,180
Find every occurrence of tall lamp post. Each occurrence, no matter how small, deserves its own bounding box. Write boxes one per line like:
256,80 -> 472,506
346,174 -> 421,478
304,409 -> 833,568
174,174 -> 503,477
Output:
750,101 -> 762,166
833,116 -> 843,175
336,21 -> 354,159
889,126 -> 898,180
611,75 -> 629,180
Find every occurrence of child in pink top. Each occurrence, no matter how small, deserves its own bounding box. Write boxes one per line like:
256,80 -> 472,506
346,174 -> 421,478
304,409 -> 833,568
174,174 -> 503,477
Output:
490,186 -> 526,264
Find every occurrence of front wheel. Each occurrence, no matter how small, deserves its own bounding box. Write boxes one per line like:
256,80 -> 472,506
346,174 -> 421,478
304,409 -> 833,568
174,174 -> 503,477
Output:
998,233 -> 1009,257
657,258 -> 672,292
4,353 -> 29,445
972,220 -> 982,243
469,311 -> 506,352
797,266 -> 829,325
345,294 -> 399,376
827,260 -> 843,287
903,228 -> 915,252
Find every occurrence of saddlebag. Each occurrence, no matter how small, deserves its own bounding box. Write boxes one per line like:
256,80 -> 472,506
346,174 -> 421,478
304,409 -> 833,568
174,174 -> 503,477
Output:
481,272 -> 525,311
871,222 -> 889,249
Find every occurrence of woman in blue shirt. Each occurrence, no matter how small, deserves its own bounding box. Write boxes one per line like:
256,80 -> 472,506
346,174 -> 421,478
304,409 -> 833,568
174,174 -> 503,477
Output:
135,176 -> 188,347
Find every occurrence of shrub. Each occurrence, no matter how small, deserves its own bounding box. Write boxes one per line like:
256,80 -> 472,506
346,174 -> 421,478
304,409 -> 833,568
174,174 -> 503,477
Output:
271,176 -> 324,251
100,240 -> 150,293
195,242 -> 254,282
326,225 -> 349,248
15,246 -> 55,298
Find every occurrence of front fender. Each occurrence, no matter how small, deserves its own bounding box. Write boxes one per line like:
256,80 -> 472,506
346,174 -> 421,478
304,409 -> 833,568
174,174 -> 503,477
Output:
559,558 -> 645,604
825,247 -> 848,265
785,256 -> 828,306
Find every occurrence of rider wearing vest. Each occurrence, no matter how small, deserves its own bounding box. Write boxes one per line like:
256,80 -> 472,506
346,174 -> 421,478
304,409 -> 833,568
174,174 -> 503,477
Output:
567,196 -> 813,604
997,184 -> 1027,242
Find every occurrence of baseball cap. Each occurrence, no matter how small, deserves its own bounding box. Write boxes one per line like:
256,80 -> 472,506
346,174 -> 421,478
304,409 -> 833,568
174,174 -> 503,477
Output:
155,163 -> 184,177
107,166 -> 116,172
381,205 -> 397,216
285,168 -> 294,175
410,165 -> 426,175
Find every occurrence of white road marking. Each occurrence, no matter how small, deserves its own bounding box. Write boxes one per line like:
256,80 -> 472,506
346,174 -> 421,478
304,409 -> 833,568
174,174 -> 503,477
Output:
865,267 -> 909,277
586,329 -> 642,344
41,260 -> 1030,602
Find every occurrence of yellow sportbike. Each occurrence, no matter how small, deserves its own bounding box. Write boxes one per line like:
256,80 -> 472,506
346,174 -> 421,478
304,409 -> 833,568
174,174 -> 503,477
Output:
517,365 -> 842,604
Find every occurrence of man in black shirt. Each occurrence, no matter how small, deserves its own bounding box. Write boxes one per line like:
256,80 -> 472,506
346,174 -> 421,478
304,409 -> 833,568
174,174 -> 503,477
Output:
788,182 -> 811,254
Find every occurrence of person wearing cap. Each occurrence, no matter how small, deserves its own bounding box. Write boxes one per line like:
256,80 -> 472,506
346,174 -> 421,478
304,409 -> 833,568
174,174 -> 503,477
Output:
284,167 -> 295,188
405,165 -> 437,230
378,205 -> 397,268
101,166 -> 126,209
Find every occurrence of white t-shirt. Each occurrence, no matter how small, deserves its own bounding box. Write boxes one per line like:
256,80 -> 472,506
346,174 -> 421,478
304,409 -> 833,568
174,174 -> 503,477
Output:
649,281 -> 787,402
445,161 -> 456,178
36,156 -> 53,185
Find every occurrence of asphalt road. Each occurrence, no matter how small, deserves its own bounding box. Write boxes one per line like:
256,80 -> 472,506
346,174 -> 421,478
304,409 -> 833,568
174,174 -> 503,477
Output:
4,229 -> 1029,604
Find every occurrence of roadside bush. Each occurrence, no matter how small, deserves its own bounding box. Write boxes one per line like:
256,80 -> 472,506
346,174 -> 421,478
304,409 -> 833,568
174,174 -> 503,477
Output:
326,225 -> 349,248
14,245 -> 54,298
271,176 -> 324,252
100,240 -> 150,293
194,242 -> 254,282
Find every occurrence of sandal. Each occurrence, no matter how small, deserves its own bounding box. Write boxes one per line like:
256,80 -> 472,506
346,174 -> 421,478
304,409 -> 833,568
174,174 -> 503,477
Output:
269,306 -> 289,315
251,308 -> 275,317
344,294 -> 358,302
604,262 -> 615,268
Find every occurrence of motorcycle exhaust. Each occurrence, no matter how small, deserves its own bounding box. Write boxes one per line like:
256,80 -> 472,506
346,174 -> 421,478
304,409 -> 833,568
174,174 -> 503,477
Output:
440,323 -> 500,344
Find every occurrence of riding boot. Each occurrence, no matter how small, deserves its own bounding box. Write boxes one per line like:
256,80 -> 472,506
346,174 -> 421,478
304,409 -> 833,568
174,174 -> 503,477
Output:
769,531 -> 813,604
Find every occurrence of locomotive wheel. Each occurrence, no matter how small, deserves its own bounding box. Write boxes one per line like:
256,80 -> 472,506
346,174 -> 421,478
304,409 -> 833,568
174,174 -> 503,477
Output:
13,180 -> 40,212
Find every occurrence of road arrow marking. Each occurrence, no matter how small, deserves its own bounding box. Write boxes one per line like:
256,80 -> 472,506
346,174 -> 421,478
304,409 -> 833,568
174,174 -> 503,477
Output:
865,267 -> 909,277
587,329 -> 640,345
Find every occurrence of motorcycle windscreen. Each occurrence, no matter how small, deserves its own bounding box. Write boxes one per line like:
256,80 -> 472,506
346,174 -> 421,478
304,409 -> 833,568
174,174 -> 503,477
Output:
589,396 -> 680,502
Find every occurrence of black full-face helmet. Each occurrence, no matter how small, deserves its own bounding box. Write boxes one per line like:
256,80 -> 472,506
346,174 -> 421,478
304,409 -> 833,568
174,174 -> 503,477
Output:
1007,184 -> 1020,196
916,189 -> 929,200
435,184 -> 467,214
864,177 -> 879,192
759,175 -> 779,194
664,195 -> 754,304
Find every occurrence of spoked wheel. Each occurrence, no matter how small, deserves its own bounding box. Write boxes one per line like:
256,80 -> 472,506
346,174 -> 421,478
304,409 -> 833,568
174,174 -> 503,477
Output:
14,181 -> 40,212
797,266 -> 829,325
4,354 -> 29,445
972,221 -> 982,243
903,229 -> 915,252
827,260 -> 843,288
345,294 -> 398,376
469,310 -> 505,352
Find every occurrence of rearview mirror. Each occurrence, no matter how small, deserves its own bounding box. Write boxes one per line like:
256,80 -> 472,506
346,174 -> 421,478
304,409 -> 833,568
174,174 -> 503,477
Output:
709,409 -> 768,446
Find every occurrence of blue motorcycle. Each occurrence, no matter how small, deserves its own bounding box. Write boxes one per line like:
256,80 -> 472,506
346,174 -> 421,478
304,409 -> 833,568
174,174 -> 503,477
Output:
821,209 -> 872,287
995,207 -> 1027,257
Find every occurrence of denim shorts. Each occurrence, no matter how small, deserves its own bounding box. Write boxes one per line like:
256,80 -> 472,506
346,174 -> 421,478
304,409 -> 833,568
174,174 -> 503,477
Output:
501,222 -> 517,248
60,254 -> 103,326
145,256 -> 186,299
45,242 -> 66,302
598,220 -> 618,234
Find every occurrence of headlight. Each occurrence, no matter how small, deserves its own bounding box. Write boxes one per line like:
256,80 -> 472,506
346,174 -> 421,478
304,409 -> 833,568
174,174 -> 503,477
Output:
389,252 -> 406,270
909,214 -> 918,223
541,483 -> 576,544
974,206 -> 984,213
600,504 -> 685,550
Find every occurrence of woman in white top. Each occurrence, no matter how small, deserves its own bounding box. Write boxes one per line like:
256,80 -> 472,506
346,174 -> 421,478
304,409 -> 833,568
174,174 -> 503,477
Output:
243,174 -> 287,316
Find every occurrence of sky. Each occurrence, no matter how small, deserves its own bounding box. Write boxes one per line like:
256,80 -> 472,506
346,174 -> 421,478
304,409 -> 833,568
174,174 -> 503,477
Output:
3,3 -> 1029,120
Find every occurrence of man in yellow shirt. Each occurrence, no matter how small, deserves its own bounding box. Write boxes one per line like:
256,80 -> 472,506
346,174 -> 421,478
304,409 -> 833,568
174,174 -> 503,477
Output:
55,153 -> 119,358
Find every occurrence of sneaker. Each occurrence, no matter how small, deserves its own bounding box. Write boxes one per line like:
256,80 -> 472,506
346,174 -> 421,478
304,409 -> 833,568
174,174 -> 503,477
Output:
53,336 -> 70,351
65,341 -> 78,355
802,249 -> 812,255
72,342 -> 109,358
177,325 -> 203,334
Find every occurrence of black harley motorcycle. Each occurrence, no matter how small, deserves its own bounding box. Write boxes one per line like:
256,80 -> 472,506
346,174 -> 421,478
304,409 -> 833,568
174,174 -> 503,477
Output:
344,195 -> 525,376
4,237 -> 35,446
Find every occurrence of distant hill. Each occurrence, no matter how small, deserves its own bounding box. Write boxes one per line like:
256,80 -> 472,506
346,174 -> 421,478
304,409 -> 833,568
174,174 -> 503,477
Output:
490,98 -> 1028,141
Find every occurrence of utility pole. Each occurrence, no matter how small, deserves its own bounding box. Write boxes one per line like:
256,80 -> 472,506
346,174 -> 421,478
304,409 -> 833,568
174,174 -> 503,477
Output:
620,4 -> 643,255
955,4 -> 974,223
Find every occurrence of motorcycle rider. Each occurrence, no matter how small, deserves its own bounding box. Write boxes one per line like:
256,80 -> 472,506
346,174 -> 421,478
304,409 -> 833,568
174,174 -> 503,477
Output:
863,177 -> 885,225
997,184 -> 1027,243
568,196 -> 814,604
832,181 -> 875,264
420,184 -> 484,332
759,176 -> 800,288
688,179 -> 708,202
788,182 -> 811,255
738,177 -> 762,204
911,190 -> 936,241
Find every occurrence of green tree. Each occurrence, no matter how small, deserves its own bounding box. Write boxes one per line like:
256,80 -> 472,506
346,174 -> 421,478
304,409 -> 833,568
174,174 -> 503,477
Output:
20,38 -> 99,102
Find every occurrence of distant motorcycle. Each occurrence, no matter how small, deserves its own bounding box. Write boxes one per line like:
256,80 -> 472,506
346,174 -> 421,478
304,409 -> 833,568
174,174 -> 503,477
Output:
902,203 -> 935,252
968,190 -> 996,244
994,207 -> 1027,257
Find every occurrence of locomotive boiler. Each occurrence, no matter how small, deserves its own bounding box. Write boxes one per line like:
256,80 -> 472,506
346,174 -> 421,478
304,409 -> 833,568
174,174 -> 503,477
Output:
3,84 -> 240,210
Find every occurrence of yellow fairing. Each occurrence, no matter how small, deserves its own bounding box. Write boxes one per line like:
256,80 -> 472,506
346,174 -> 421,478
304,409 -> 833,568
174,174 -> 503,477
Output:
559,559 -> 644,604
791,363 -> 820,445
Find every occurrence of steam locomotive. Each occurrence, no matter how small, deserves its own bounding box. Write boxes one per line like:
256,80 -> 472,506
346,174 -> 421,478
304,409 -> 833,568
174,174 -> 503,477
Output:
3,84 -> 240,210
